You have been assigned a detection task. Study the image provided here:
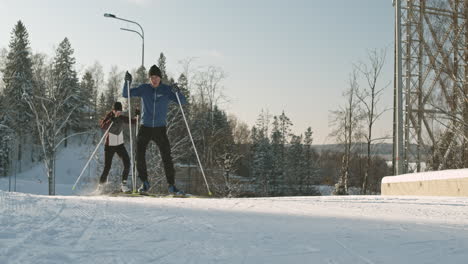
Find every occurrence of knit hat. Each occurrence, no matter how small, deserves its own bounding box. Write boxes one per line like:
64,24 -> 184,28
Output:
113,102 -> 122,111
148,65 -> 162,78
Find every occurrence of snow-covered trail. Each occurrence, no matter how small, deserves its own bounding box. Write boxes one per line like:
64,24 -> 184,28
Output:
1,192 -> 467,264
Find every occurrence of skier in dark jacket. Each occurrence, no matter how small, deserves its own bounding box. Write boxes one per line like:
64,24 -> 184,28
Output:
123,65 -> 187,194
98,102 -> 138,193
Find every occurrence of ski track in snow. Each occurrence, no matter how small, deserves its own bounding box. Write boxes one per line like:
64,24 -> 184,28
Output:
1,191 -> 468,264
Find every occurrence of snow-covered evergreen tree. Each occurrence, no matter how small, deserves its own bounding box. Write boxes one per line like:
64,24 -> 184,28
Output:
303,127 -> 319,186
80,71 -> 97,129
270,116 -> 283,194
133,65 -> 147,85
97,93 -> 107,119
0,125 -> 14,177
286,134 -> 305,193
1,21 -> 35,170
251,110 -> 273,196
270,111 -> 292,194
52,37 -> 81,147
157,52 -> 169,83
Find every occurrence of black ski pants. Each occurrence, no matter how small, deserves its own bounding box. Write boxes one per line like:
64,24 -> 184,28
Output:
136,126 -> 175,185
99,144 -> 130,184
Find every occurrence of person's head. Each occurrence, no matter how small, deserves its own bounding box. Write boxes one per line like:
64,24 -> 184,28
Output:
113,102 -> 122,115
148,65 -> 162,87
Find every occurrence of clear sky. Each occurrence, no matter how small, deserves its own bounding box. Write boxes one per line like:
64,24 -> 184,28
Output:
0,0 -> 395,144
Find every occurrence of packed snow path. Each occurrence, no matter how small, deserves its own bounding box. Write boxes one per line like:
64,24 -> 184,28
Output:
1,192 -> 467,264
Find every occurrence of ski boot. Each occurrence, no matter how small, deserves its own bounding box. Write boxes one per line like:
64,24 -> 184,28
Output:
120,180 -> 130,193
168,184 -> 185,196
93,183 -> 106,195
138,181 -> 150,194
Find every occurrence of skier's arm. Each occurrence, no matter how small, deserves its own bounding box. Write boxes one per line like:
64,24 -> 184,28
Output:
119,115 -> 138,125
122,82 -> 143,98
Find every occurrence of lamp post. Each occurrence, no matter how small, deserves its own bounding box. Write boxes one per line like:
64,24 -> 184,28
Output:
393,0 -> 404,175
104,13 -> 144,192
104,13 -> 145,67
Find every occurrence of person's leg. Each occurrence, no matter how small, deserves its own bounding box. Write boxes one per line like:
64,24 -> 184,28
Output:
136,126 -> 152,182
154,127 -> 175,185
116,144 -> 130,182
99,146 -> 115,184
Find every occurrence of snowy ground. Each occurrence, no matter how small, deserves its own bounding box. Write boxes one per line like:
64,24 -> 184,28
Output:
2,142 -> 468,263
1,191 -> 468,264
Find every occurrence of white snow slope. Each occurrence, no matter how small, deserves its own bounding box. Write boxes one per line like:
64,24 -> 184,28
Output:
1,191 -> 468,264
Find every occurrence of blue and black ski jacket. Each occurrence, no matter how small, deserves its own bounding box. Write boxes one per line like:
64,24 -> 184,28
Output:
122,82 -> 187,127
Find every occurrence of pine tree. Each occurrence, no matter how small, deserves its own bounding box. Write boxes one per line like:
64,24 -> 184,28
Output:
1,21 -> 35,169
177,73 -> 190,103
52,37 -> 81,147
80,71 -> 97,128
251,110 -> 273,196
278,111 -> 293,146
286,134 -> 304,194
0,125 -> 14,177
270,116 -> 283,194
303,127 -> 317,185
269,111 -> 292,194
157,52 -> 168,83
97,93 -> 106,119
0,48 -> 6,95
134,65 -> 147,85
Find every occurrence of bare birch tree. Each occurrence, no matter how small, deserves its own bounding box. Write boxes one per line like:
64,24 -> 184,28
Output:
23,67 -> 88,195
355,48 -> 391,194
329,69 -> 363,195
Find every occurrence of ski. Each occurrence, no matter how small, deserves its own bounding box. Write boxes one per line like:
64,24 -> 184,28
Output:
106,191 -> 203,198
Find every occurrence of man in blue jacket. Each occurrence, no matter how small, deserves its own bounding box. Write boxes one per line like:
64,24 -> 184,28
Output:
123,65 -> 187,194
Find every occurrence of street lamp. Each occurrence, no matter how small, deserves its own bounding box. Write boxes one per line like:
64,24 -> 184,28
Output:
104,13 -> 145,67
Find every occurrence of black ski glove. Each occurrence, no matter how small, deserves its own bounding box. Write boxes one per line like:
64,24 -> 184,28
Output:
172,83 -> 181,93
134,108 -> 141,116
125,71 -> 132,84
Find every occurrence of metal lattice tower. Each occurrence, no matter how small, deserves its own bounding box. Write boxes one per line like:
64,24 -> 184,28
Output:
394,0 -> 468,175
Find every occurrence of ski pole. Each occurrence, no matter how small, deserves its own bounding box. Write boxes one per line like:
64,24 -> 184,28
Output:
133,116 -> 139,184
174,88 -> 212,196
72,122 -> 113,190
126,79 -> 136,192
